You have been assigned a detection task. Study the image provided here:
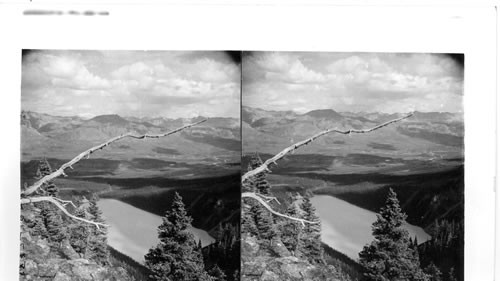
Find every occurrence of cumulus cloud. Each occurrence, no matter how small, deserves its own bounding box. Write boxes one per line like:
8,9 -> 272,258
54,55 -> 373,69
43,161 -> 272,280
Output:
22,50 -> 240,118
30,54 -> 111,90
243,52 -> 463,113
191,58 -> 239,82
250,52 -> 326,84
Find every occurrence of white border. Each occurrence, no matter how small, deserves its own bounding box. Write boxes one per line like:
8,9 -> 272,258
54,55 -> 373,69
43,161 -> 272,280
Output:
0,4 -> 496,281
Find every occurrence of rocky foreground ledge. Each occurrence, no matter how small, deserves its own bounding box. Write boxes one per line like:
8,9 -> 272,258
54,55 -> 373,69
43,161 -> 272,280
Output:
241,235 -> 344,281
20,228 -> 133,281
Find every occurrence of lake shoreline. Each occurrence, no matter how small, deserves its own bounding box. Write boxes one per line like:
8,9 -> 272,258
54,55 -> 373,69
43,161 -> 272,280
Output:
311,194 -> 430,261
97,198 -> 215,263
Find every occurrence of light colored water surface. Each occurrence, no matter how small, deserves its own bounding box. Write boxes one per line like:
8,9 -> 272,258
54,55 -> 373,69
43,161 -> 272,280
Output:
97,198 -> 215,263
311,195 -> 430,261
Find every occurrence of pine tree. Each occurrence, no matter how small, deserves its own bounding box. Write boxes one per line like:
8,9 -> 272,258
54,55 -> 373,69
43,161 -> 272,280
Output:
25,159 -> 65,249
42,207 -> 67,245
145,192 -> 211,281
208,265 -> 227,281
244,154 -> 279,246
35,158 -> 52,179
241,205 -> 258,236
424,262 -> 442,281
45,182 -> 58,198
35,159 -> 59,197
300,195 -> 323,264
87,194 -> 109,265
242,153 -> 274,245
69,206 -> 91,257
246,154 -> 271,195
252,204 -> 277,243
359,188 -> 429,281
30,214 -> 48,238
281,202 -> 303,256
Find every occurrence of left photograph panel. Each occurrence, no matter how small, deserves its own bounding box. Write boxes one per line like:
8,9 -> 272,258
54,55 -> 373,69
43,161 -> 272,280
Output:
20,50 -> 241,281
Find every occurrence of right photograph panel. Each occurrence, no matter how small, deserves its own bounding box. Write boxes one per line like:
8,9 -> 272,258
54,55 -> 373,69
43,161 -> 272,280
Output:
241,52 -> 464,281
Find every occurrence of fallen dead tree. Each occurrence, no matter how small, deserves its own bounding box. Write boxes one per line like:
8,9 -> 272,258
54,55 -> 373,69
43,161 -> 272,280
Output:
21,119 -> 207,228
241,113 -> 413,225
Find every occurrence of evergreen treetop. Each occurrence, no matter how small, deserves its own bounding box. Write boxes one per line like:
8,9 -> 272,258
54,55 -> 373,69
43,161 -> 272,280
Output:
281,202 -> 304,257
35,158 -> 52,179
145,192 -> 211,281
246,154 -> 271,195
372,188 -> 407,239
87,194 -> 109,265
34,158 -> 59,197
208,265 -> 227,281
300,195 -> 323,264
241,205 -> 258,236
252,204 -> 277,243
424,262 -> 442,281
41,207 -> 67,245
359,188 -> 429,281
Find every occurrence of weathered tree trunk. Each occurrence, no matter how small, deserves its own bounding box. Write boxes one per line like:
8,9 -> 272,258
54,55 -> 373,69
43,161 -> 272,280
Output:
21,119 -> 207,227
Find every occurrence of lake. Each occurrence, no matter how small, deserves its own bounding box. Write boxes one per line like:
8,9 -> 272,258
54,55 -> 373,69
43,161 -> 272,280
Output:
311,195 -> 430,261
97,198 -> 215,263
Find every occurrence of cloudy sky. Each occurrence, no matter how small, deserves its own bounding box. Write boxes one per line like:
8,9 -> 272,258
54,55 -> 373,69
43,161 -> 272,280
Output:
22,50 -> 240,119
243,52 -> 464,114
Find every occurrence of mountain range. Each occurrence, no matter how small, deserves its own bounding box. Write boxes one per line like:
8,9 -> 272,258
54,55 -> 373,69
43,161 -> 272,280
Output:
242,106 -> 464,162
21,111 -> 240,162
22,106 -> 464,174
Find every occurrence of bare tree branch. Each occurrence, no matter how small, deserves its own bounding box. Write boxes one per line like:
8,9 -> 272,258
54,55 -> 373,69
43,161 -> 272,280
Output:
242,192 -> 315,226
256,193 -> 281,205
242,113 -> 413,182
21,119 -> 207,228
21,196 -> 108,229
53,197 -> 77,208
242,113 -> 413,224
22,119 -> 207,196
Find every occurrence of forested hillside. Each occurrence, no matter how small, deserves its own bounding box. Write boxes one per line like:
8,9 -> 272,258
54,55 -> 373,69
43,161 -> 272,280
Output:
241,155 -> 357,281
20,159 -> 134,281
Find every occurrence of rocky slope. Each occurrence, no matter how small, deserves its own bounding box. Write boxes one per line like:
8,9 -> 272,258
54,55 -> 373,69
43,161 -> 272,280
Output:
241,235 -> 345,281
20,217 -> 134,281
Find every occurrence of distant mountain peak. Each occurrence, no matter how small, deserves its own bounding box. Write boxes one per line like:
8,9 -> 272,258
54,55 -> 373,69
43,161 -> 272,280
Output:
88,114 -> 129,126
304,109 -> 343,119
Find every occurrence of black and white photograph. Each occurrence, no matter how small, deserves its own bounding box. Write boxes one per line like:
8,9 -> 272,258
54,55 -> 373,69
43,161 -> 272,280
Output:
0,3 -> 497,281
19,50 -> 241,281
241,52 -> 464,281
